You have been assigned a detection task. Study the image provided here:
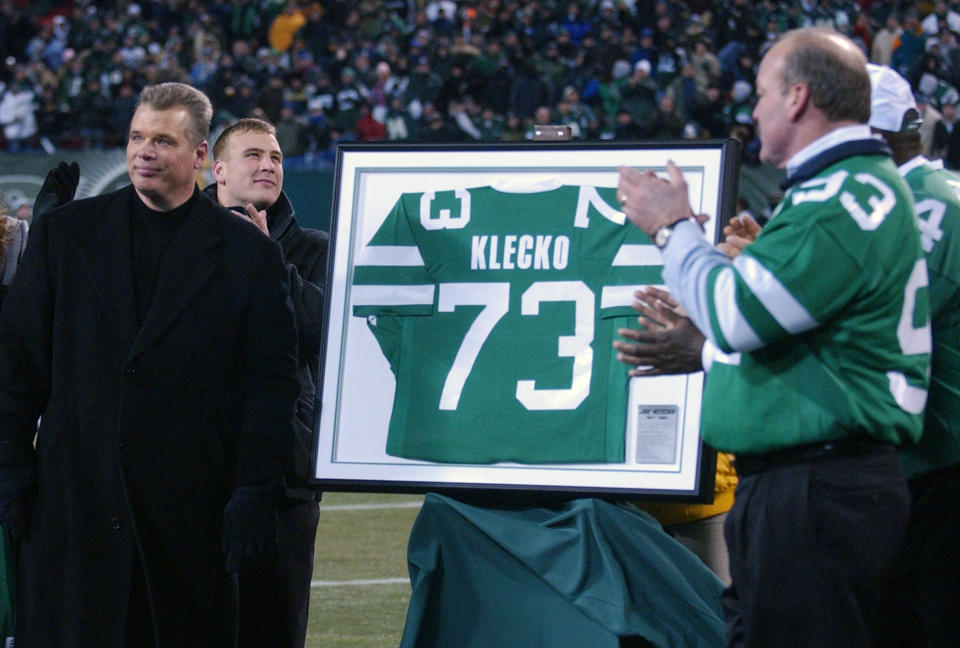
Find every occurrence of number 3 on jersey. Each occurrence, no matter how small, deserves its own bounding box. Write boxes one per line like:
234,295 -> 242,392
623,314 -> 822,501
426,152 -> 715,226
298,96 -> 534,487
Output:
437,280 -> 594,412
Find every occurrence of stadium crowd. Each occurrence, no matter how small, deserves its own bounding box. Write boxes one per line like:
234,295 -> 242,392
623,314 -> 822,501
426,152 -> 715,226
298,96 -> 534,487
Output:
1,0 -> 960,169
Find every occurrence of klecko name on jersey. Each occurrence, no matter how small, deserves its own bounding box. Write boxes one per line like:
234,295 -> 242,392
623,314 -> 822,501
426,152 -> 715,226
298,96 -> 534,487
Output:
470,234 -> 570,270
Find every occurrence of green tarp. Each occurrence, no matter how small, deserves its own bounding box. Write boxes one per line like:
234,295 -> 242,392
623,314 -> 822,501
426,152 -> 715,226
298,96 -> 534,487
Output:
0,528 -> 15,645
401,494 -> 724,648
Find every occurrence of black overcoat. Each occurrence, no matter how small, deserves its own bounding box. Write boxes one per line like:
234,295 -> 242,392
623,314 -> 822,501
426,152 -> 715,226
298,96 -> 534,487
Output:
0,186 -> 300,647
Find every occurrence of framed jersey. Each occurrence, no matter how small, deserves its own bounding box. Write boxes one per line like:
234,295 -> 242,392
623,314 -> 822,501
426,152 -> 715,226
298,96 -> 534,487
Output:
313,141 -> 740,500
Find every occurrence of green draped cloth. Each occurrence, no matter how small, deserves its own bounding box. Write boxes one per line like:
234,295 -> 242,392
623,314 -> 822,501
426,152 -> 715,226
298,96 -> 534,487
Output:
400,494 -> 724,648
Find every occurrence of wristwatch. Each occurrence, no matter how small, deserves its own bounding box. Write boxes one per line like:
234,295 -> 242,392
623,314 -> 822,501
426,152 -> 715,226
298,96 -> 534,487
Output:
653,217 -> 696,249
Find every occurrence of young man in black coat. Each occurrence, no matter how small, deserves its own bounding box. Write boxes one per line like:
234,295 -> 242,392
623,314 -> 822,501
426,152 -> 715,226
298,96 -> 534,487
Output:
0,83 -> 300,647
205,117 -> 328,648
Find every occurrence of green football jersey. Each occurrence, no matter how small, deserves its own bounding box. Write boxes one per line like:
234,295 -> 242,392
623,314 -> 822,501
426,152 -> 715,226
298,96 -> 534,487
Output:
352,184 -> 659,464
900,157 -> 960,477
697,154 -> 930,454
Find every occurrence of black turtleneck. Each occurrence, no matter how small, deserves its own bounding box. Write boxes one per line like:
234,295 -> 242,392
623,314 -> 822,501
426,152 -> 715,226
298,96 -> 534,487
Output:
129,187 -> 196,326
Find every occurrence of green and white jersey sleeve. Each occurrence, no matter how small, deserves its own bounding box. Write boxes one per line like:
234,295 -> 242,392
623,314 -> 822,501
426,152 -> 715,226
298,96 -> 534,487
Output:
352,184 -> 659,464
900,158 -> 960,477
664,154 -> 930,454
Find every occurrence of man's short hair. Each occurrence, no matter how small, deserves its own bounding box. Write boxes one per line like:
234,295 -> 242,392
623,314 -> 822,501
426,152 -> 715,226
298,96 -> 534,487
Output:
212,118 -> 278,161
780,28 -> 871,125
137,82 -> 213,145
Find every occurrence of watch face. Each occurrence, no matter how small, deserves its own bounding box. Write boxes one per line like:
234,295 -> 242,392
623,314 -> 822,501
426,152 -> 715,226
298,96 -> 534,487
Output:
655,226 -> 670,248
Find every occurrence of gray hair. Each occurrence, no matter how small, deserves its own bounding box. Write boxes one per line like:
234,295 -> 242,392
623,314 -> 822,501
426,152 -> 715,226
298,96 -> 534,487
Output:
137,82 -> 213,145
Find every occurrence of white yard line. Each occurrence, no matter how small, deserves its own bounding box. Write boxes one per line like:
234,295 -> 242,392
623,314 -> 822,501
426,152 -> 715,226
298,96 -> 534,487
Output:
311,577 -> 409,588
312,499 -> 420,588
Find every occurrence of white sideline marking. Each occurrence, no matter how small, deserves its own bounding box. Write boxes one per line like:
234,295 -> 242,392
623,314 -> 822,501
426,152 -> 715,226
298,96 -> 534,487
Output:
319,501 -> 423,512
312,500 -> 420,588
312,577 -> 408,588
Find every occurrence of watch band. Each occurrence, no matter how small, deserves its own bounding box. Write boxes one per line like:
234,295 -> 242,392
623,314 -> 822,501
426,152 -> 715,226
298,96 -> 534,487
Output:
653,216 -> 696,249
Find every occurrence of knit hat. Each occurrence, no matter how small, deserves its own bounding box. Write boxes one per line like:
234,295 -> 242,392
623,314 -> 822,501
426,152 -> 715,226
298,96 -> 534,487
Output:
867,63 -> 921,132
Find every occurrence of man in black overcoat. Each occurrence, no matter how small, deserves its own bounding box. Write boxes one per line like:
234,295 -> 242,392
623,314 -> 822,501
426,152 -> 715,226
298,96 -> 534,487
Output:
0,82 -> 300,647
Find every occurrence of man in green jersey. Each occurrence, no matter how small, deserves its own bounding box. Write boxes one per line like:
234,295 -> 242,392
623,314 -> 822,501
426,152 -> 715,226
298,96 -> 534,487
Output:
866,63 -> 960,648
617,27 -> 930,646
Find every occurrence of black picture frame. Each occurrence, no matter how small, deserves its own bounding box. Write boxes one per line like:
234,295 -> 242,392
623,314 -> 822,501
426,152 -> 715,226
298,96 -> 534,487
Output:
311,140 -> 740,501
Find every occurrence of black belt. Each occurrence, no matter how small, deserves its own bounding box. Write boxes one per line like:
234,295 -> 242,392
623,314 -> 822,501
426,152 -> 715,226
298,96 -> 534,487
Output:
734,437 -> 896,477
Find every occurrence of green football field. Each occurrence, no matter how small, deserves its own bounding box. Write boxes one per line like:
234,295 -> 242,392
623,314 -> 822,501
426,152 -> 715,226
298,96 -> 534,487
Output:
305,492 -> 423,648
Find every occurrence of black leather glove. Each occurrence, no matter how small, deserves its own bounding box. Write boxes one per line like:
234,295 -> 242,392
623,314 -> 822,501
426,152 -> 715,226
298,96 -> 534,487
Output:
0,462 -> 36,542
33,161 -> 80,219
221,482 -> 280,573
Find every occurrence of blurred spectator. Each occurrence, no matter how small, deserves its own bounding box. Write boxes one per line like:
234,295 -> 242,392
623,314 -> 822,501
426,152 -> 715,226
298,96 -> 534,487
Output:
232,82 -> 259,120
418,101 -> 460,142
713,0 -> 753,68
922,1 -> 960,35
111,82 -> 139,136
933,101 -> 960,166
384,94 -> 416,141
690,38 -> 722,90
892,9 -> 927,80
424,0 -> 457,23
851,12 -> 872,55
533,41 -> 567,99
11,201 -> 31,223
228,0 -> 263,42
561,2 -> 593,46
689,83 -> 730,138
554,86 -> 598,139
35,85 -> 66,146
302,98 -> 329,151
524,106 -> 554,140
0,200 -> 27,310
721,47 -> 757,93
0,76 -> 37,151
430,5 -> 455,39
723,79 -> 755,128
630,27 -> 659,71
918,60 -> 960,110
920,94 -> 947,156
650,92 -> 685,140
405,56 -> 441,117
282,73 -> 309,115
929,27 -> 960,84
469,38 -> 512,116
70,77 -> 111,149
447,98 -> 481,141
259,74 -> 287,123
0,2 -> 38,66
613,107 -> 645,140
435,62 -> 472,115
368,60 -> 393,123
619,59 -> 657,133
509,60 -> 552,122
499,114 -> 524,142
873,14 -> 902,66
275,103 -> 308,154
353,101 -> 386,142
332,66 -> 366,131
476,106 -> 504,141
269,1 -> 307,53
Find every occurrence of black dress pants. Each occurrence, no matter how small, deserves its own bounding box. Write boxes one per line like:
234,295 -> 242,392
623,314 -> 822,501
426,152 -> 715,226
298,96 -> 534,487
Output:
722,450 -> 909,648
238,497 -> 320,648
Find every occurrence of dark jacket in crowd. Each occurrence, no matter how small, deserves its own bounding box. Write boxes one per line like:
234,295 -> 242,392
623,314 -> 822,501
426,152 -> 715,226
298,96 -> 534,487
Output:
0,186 -> 300,647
